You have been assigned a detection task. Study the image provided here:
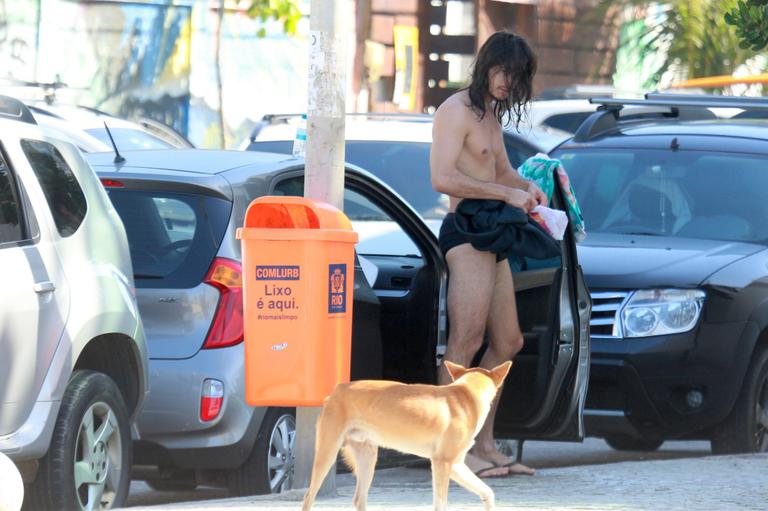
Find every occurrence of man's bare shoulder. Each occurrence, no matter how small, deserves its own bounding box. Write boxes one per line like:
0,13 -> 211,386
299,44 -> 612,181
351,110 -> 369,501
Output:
434,90 -> 473,125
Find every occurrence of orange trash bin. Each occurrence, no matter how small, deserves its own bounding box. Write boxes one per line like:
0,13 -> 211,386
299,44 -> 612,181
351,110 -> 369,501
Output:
236,196 -> 359,406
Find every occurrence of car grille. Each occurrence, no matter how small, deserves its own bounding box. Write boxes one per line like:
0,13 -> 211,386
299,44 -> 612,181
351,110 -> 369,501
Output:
590,291 -> 630,338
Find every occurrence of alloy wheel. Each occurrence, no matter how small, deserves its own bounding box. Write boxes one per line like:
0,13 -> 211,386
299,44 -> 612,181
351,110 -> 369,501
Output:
73,401 -> 122,510
267,413 -> 296,493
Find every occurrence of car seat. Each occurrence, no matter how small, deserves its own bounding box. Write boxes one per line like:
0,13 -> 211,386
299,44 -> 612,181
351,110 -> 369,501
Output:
627,184 -> 677,233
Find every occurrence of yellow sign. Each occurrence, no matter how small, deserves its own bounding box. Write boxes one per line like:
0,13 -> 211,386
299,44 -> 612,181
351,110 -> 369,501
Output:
393,25 -> 419,111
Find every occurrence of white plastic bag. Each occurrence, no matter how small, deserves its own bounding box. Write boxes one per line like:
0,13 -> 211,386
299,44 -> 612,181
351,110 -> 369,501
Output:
530,205 -> 569,241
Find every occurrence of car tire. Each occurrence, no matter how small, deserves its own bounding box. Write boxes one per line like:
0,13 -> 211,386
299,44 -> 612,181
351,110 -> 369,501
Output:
227,407 -> 296,496
24,370 -> 131,510
145,479 -> 198,492
604,435 -> 664,452
711,345 -> 768,454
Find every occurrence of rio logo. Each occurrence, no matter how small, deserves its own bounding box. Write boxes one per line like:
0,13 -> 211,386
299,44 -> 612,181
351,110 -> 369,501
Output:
328,264 -> 346,314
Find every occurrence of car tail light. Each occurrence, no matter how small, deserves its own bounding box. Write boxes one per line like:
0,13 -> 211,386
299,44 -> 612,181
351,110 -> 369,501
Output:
202,258 -> 244,349
200,379 -> 224,421
100,178 -> 124,188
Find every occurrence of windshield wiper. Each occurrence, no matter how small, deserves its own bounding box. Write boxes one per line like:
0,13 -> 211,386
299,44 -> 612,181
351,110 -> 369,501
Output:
619,231 -> 661,236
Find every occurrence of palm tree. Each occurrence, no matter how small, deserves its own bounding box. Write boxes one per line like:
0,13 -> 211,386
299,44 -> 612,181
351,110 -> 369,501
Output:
591,0 -> 764,88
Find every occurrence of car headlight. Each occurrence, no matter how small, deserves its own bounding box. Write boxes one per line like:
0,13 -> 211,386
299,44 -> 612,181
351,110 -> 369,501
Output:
621,289 -> 705,338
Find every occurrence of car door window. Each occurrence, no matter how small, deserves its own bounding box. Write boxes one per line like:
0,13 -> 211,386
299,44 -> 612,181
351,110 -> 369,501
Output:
273,176 -> 423,258
0,150 -> 24,244
20,139 -> 86,237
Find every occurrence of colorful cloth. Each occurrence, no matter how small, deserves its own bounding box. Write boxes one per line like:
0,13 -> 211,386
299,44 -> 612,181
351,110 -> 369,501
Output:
518,153 -> 587,242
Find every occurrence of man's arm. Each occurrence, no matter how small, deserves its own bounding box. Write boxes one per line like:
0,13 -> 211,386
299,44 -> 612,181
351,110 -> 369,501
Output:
430,101 -> 536,210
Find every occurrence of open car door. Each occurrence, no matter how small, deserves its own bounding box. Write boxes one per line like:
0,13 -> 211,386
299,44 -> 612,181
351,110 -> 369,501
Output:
492,182 -> 591,441
271,166 -> 591,442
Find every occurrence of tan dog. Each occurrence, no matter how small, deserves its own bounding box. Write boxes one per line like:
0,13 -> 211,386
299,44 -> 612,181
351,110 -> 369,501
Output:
301,360 -> 512,511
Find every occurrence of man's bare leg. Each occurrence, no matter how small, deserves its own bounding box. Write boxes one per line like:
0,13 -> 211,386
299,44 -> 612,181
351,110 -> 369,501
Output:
470,259 -> 535,475
438,244 -> 508,477
438,243 -> 497,381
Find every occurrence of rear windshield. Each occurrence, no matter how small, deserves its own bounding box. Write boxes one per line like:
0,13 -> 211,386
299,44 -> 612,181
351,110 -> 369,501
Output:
105,189 -> 232,288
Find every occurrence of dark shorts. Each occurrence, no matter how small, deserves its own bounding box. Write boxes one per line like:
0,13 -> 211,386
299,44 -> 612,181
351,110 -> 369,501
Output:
438,213 -> 505,262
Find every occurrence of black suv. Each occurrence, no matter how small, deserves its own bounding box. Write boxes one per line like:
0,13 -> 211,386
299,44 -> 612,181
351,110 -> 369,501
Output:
552,93 -> 768,453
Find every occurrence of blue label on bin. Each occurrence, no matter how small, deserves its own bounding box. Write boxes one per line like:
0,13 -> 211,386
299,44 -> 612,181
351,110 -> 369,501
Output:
255,265 -> 300,280
328,264 -> 347,314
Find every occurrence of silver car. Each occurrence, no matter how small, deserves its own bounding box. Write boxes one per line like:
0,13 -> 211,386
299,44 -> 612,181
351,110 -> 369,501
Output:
0,97 -> 149,510
86,147 -> 590,497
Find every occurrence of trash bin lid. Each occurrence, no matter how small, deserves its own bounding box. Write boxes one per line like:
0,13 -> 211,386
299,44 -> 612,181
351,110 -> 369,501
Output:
237,196 -> 358,243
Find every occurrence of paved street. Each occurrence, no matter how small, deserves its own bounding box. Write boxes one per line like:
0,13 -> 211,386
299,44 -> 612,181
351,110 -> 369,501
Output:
125,438 -> 715,508
124,450 -> 768,510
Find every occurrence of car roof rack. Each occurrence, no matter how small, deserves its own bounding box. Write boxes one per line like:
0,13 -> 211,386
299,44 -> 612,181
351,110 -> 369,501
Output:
0,95 -> 37,124
572,92 -> 768,142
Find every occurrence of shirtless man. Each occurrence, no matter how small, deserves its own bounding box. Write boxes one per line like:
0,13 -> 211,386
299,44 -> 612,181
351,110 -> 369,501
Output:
430,30 -> 545,478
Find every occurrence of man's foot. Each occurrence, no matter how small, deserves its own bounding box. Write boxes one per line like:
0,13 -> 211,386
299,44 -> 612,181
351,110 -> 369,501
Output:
464,452 -> 509,478
505,462 -> 536,476
470,447 -> 536,476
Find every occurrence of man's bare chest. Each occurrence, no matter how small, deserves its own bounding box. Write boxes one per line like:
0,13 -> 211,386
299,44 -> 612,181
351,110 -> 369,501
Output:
462,121 -> 501,164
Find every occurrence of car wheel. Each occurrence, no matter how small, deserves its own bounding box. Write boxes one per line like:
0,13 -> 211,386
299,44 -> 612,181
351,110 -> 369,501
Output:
227,407 -> 296,496
145,478 -> 198,492
604,435 -> 664,452
25,370 -> 131,510
711,346 -> 768,454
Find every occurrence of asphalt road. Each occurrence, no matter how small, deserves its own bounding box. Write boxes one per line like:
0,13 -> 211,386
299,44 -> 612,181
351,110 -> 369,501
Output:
124,438 -> 712,508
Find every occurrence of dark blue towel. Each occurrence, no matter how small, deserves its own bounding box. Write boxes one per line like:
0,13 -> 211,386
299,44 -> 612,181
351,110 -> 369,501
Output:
453,199 -> 561,260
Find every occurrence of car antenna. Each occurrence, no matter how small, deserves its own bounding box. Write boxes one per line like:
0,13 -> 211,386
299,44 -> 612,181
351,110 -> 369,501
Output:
104,122 -> 125,164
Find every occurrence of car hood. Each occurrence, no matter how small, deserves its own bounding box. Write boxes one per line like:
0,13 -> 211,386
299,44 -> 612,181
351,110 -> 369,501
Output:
577,233 -> 764,289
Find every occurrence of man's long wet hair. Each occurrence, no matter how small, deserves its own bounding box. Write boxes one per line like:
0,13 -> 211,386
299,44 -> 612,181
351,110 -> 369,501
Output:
465,31 -> 537,129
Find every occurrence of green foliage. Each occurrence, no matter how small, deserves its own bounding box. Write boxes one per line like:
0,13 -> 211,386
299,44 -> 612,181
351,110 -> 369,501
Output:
245,0 -> 302,37
590,0 -> 762,84
725,0 -> 768,51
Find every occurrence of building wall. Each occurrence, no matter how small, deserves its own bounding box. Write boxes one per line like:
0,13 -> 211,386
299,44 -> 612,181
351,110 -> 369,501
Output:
531,0 -> 620,93
363,0 -> 621,112
363,0 -> 421,112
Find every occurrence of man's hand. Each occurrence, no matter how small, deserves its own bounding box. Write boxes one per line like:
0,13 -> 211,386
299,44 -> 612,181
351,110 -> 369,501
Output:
505,188 -> 537,212
527,181 -> 548,206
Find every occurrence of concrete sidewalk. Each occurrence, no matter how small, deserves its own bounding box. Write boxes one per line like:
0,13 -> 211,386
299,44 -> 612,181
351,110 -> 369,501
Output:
127,453 -> 768,510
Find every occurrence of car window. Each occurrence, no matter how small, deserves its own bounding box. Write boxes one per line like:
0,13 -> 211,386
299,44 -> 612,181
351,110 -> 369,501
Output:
557,148 -> 768,242
344,141 -> 448,221
105,189 -> 232,287
502,137 -> 534,168
247,140 -> 292,155
86,128 -> 174,150
21,139 -> 87,237
273,176 -> 423,257
542,112 -> 594,134
249,138 -> 540,221
0,150 -> 24,244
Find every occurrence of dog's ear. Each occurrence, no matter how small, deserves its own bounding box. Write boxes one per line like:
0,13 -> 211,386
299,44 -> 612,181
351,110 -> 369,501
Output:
443,360 -> 467,382
489,360 -> 513,387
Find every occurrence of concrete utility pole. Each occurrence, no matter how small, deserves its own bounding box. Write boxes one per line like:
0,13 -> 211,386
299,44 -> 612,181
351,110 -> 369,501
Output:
294,0 -> 347,496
